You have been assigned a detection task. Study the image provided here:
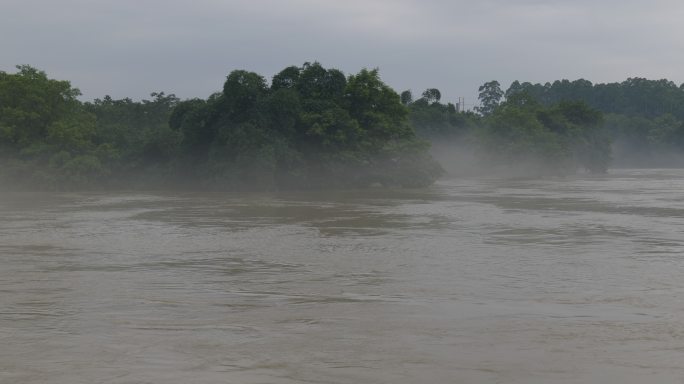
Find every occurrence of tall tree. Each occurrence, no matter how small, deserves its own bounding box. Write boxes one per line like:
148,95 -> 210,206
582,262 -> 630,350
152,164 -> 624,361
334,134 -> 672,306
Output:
400,90 -> 413,105
422,88 -> 441,104
477,80 -> 503,116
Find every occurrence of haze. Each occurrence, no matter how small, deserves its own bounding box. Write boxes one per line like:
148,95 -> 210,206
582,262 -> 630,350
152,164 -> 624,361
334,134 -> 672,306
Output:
3,0 -> 684,104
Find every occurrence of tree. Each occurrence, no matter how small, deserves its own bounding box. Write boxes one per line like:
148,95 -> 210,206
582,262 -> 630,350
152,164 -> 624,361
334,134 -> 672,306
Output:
503,91 -> 539,109
422,88 -> 441,104
1,63 -> 446,190
296,62 -> 346,101
408,93 -> 476,139
0,65 -> 81,149
400,90 -> 413,105
222,70 -> 268,121
477,80 -> 503,116
505,80 -> 524,100
552,101 -> 610,173
344,68 -> 411,147
271,66 -> 300,91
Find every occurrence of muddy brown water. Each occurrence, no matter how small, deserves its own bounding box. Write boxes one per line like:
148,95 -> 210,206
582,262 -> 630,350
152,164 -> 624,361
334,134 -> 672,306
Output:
2,169 -> 684,383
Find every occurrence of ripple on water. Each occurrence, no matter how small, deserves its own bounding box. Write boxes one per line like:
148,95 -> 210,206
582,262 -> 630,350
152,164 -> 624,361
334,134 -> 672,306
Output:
3,169 -> 684,383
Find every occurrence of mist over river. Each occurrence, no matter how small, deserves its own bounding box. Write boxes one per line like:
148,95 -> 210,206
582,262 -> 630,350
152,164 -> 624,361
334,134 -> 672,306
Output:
2,169 -> 684,383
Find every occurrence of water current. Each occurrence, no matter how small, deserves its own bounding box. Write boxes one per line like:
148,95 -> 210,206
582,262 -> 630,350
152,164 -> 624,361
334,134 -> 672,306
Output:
2,169 -> 684,383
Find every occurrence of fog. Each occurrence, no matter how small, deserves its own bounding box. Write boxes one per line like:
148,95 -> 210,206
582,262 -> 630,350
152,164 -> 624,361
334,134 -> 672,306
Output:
611,141 -> 684,168
429,140 -> 575,179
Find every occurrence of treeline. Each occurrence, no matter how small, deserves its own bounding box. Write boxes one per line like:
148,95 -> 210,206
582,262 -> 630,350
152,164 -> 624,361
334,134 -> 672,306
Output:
506,78 -> 684,119
504,78 -> 684,165
0,63 -> 441,190
404,77 -> 684,171
2,64 -> 680,190
402,82 -> 610,175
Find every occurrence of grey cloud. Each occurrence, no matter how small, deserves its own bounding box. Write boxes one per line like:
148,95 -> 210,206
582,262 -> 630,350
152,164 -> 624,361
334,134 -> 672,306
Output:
2,0 -> 683,105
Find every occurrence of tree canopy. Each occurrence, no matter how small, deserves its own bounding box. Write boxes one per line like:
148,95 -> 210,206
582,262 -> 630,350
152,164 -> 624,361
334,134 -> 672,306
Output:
0,63 -> 442,190
502,78 -> 684,165
4,64 -> 684,189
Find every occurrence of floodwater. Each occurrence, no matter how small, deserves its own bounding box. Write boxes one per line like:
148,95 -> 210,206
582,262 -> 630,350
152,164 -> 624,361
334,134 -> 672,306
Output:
2,169 -> 684,383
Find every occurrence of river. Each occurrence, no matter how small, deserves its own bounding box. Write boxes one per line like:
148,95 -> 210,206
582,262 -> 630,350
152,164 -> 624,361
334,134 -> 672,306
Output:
2,169 -> 684,383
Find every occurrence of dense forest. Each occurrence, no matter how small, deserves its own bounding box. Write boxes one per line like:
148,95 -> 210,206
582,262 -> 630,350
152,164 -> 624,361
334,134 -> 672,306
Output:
400,77 -> 684,172
404,84 -> 610,176
1,63 -> 682,190
503,78 -> 684,165
0,63 -> 441,190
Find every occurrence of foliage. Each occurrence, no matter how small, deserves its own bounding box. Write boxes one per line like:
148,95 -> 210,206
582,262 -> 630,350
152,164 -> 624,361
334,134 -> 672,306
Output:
477,80 -> 504,116
175,63 -> 443,189
0,65 -> 109,188
422,88 -> 441,104
503,77 -> 684,165
400,90 -> 413,105
0,63 -> 442,190
9,63 -> 684,189
475,97 -> 610,174
81,92 -> 182,187
406,88 -> 479,139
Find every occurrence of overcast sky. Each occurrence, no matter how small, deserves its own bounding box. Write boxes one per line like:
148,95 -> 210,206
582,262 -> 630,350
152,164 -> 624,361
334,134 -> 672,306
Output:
2,0 -> 683,107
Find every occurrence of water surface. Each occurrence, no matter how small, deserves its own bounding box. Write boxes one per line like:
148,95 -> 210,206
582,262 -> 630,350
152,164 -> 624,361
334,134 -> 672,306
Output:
2,169 -> 684,383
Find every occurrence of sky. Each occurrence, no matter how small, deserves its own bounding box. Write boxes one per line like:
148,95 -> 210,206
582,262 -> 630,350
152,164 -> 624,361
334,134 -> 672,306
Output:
2,0 -> 684,108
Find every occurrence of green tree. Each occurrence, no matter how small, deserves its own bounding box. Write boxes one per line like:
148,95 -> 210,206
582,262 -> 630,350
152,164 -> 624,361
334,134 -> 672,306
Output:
2,63 -> 443,190
0,65 -> 81,149
477,80 -> 503,116
271,66 -> 301,91
223,70 -> 268,122
400,90 -> 413,105
344,68 -> 411,147
422,88 -> 441,104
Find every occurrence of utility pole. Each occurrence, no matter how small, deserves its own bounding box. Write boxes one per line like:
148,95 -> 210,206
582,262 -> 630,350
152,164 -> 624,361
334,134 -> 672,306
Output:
457,97 -> 465,112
